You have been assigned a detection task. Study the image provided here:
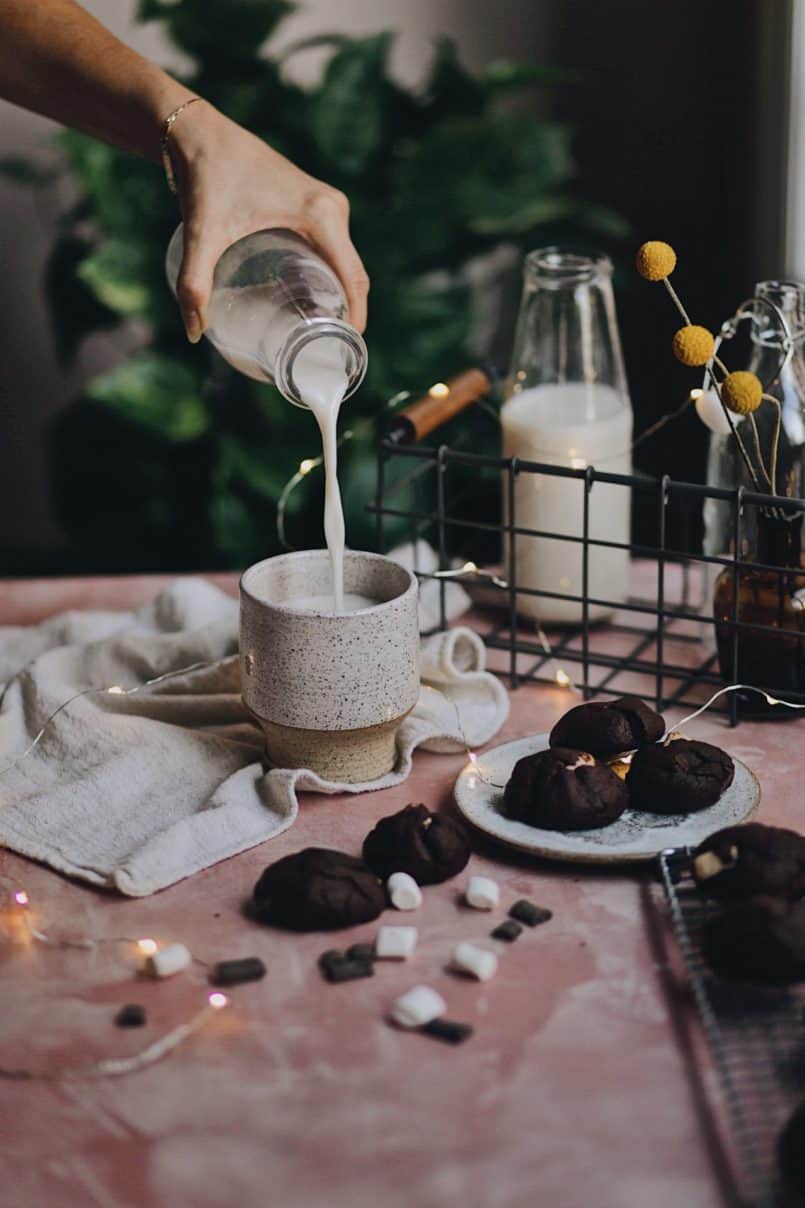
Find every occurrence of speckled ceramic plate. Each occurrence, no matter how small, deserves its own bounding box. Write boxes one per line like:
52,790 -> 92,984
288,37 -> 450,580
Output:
454,733 -> 760,865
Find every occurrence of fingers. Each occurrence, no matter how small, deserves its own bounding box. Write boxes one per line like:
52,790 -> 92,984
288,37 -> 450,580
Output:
175,218 -> 221,343
306,192 -> 370,333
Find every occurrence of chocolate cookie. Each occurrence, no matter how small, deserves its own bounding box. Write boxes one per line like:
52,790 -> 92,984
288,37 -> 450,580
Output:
549,696 -> 664,759
703,896 -> 805,983
627,738 -> 734,814
252,848 -> 386,931
693,823 -> 805,901
778,1100 -> 805,1195
503,747 -> 629,832
362,803 -> 471,884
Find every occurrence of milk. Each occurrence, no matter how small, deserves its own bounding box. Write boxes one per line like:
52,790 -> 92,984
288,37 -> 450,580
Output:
292,337 -> 350,613
287,592 -> 378,614
501,382 -> 632,625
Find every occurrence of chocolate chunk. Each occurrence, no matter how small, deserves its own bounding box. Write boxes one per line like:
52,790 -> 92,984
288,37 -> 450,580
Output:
422,1018 -> 474,1044
503,747 -> 628,831
322,958 -> 374,984
115,1004 -> 146,1028
491,920 -> 523,942
363,804 -> 471,884
703,896 -> 805,984
779,1100 -> 805,1194
211,957 -> 266,986
549,696 -> 664,759
509,900 -> 552,927
693,823 -> 805,901
627,738 -> 734,815
253,848 -> 387,931
346,943 -> 376,963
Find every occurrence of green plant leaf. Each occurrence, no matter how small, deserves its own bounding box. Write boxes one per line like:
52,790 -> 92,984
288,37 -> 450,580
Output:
159,0 -> 296,62
391,115 -> 574,253
44,235 -> 121,362
422,38 -> 485,118
76,239 -> 156,316
481,61 -> 579,93
48,399 -> 216,571
86,353 -> 209,442
310,33 -> 392,175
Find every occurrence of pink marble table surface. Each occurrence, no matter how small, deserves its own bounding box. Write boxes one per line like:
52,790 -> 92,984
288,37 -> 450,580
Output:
0,572 -> 801,1208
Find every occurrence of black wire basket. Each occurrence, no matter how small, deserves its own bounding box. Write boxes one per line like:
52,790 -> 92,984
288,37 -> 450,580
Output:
370,435 -> 805,726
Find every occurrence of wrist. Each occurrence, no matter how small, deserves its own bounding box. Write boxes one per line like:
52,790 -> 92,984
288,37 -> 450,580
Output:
138,72 -> 198,164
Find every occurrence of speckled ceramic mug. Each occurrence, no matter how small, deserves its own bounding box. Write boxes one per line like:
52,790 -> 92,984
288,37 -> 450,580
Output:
240,550 -> 420,783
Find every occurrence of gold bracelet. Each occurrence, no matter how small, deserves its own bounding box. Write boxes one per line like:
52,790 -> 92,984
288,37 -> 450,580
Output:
160,97 -> 202,194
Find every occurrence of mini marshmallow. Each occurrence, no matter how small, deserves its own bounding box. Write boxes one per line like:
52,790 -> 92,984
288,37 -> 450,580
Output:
376,925 -> 418,959
392,985 -> 447,1029
465,875 -> 499,910
388,871 -> 422,911
452,941 -> 498,982
144,942 -> 191,979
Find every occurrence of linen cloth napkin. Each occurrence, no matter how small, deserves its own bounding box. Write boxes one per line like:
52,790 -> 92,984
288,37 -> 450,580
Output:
0,577 -> 508,896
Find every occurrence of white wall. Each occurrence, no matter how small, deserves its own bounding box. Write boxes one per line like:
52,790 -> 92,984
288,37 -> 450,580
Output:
0,0 -> 547,560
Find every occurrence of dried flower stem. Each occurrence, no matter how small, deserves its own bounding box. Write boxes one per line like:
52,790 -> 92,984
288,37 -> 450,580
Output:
762,394 -> 783,497
662,277 -> 693,326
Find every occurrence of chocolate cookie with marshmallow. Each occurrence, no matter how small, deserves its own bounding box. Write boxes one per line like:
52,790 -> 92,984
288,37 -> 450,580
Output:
362,803 -> 470,884
693,823 -> 805,901
549,696 -> 664,760
626,737 -> 733,814
703,895 -> 805,984
503,746 -> 628,831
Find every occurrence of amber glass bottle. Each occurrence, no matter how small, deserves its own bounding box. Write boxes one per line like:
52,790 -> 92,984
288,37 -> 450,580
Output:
713,510 -> 805,714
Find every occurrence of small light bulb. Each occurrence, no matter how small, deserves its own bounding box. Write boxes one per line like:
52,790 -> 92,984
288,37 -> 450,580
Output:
765,693 -> 779,706
107,685 -> 125,695
555,669 -> 571,687
137,938 -> 158,956
208,992 -> 228,1010
462,561 -> 478,574
299,458 -> 316,476
690,388 -> 703,400
428,382 -> 449,399
14,890 -> 29,907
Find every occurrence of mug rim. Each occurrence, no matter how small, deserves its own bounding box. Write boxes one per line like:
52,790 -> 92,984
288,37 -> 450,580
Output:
239,548 -> 417,618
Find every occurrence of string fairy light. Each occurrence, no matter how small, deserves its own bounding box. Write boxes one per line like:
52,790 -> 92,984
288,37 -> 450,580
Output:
0,989 -> 229,1082
0,883 -> 230,1081
432,561 -> 583,696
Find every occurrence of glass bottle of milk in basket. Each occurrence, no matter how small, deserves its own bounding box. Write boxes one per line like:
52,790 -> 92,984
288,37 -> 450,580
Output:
501,249 -> 633,625
166,227 -> 367,612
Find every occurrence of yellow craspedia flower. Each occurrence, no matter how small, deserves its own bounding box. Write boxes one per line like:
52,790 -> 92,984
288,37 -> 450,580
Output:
672,324 -> 715,367
721,371 -> 762,415
636,241 -> 677,282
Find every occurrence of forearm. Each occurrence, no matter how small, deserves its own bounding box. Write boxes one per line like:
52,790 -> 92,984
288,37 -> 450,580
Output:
0,0 -> 193,161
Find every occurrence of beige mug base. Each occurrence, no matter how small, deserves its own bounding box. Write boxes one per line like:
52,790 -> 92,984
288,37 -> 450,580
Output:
259,711 -> 411,784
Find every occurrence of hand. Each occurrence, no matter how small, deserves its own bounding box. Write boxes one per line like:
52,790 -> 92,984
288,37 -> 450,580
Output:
168,102 -> 369,341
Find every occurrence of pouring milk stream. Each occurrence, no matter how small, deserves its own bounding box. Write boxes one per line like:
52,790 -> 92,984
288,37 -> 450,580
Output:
165,226 -> 368,614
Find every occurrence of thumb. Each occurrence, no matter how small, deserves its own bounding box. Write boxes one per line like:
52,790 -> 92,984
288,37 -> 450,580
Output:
176,220 -> 220,343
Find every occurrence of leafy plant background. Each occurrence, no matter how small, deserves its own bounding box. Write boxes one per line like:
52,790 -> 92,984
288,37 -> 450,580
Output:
21,0 -> 625,571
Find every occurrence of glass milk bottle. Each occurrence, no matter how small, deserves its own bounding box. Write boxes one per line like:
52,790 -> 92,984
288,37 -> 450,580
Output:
165,226 -> 367,408
501,249 -> 633,624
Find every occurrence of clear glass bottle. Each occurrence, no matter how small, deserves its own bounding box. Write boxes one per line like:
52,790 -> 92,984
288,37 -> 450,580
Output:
501,249 -> 633,624
165,226 -> 367,408
704,280 -> 805,564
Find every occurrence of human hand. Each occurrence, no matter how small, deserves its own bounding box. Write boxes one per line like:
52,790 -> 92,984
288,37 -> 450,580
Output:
168,102 -> 369,341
